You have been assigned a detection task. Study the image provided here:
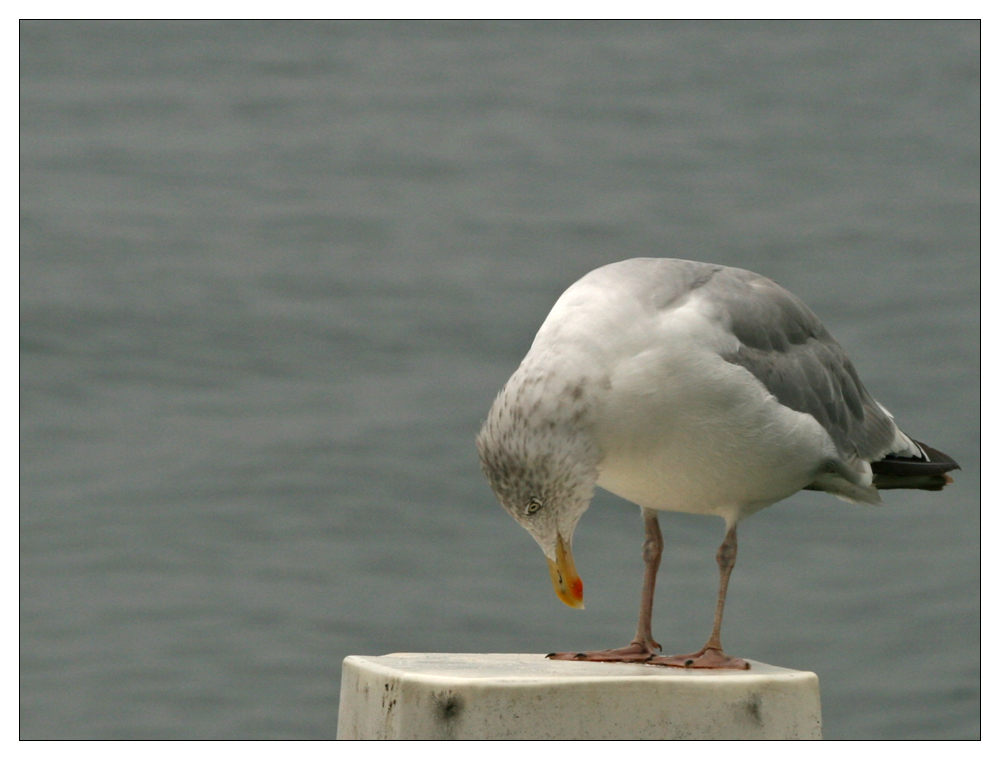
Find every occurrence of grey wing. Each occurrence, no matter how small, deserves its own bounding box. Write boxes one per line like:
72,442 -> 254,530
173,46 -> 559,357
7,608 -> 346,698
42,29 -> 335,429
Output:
706,267 -> 898,463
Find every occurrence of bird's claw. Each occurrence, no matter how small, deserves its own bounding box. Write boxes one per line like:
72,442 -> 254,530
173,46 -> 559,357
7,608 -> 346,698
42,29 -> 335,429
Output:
649,646 -> 750,670
546,641 -> 661,664
547,644 -> 749,669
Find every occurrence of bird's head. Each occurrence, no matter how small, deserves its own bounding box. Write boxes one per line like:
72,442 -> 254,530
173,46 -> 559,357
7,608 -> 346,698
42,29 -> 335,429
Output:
476,374 -> 601,609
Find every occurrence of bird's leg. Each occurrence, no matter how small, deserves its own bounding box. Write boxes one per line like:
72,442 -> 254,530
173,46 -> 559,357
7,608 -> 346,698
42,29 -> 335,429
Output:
651,524 -> 749,669
547,508 -> 664,663
632,507 -> 663,651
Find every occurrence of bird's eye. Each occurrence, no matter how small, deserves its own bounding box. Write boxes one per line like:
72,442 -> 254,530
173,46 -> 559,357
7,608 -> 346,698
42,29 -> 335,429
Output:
526,499 -> 543,515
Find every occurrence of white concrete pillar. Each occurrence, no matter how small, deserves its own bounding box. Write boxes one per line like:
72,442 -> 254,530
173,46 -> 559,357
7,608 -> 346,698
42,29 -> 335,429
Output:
337,653 -> 822,740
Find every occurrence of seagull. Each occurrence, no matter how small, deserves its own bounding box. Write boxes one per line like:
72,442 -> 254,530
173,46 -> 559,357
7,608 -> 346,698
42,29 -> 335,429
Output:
477,258 -> 959,669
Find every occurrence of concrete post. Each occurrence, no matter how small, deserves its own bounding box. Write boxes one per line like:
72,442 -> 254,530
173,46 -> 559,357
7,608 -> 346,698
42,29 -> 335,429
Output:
337,653 -> 822,740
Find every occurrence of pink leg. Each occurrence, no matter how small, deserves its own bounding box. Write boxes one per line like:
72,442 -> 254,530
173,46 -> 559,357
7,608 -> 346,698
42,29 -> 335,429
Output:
548,509 -> 664,663
652,524 -> 749,669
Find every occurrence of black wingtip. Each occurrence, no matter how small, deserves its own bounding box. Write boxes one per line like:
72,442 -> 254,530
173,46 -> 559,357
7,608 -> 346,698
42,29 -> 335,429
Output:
871,439 -> 959,490
914,440 -> 961,471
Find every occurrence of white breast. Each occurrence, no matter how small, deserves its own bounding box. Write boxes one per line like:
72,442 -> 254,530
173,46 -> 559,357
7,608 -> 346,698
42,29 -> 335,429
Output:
539,286 -> 839,521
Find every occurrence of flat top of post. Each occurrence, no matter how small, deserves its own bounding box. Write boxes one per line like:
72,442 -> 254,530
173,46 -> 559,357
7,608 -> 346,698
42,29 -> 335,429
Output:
344,653 -> 816,684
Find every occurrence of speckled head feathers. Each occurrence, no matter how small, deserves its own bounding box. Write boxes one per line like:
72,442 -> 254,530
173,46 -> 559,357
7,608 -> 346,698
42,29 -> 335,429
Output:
476,366 -> 602,558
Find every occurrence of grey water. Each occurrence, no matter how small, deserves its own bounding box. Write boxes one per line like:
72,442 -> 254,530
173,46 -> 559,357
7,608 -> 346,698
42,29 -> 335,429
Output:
20,21 -> 979,740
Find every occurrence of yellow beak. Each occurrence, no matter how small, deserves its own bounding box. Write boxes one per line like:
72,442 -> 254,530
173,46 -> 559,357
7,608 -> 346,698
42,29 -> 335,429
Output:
546,533 -> 584,609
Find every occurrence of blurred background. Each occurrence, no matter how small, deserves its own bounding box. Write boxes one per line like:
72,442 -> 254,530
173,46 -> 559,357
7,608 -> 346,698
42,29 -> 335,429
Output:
20,21 -> 979,739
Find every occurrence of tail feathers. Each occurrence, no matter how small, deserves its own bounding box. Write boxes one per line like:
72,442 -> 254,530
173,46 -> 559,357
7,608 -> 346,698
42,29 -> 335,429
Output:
805,473 -> 881,505
871,440 -> 960,491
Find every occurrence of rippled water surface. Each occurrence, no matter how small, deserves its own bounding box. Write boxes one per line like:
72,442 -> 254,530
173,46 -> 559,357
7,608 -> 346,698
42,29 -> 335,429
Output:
21,21 -> 979,739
